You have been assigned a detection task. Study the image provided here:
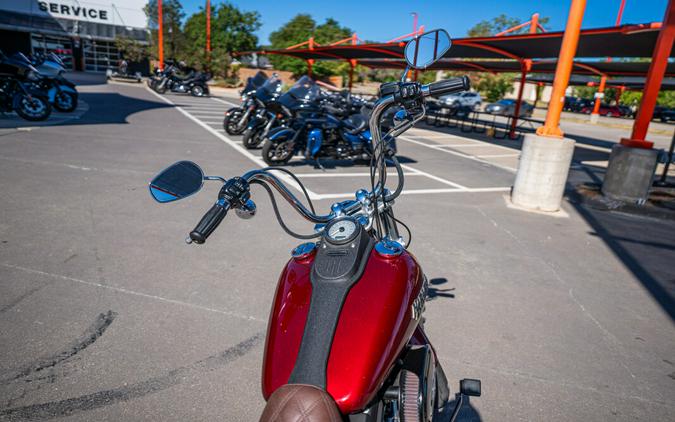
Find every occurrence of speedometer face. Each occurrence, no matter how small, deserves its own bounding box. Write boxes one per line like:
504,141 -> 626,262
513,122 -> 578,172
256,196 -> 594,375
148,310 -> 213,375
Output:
327,219 -> 357,243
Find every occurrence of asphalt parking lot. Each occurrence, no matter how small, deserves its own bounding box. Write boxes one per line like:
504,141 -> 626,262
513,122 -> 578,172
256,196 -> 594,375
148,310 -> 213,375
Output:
1,79 -> 674,421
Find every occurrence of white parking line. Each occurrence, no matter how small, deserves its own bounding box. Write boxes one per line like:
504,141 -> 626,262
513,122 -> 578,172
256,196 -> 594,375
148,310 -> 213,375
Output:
478,153 -> 520,158
400,163 -> 468,189
211,97 -> 241,107
312,186 -> 511,200
295,172 -> 420,178
437,144 -> 495,148
145,87 -> 318,198
399,135 -> 517,173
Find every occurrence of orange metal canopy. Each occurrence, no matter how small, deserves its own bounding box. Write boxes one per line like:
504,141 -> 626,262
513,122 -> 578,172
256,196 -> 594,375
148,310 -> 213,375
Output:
238,23 -> 669,62
356,59 -> 675,78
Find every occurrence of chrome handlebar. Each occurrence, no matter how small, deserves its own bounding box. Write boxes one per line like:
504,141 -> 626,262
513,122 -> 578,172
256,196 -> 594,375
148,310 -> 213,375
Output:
241,169 -> 332,224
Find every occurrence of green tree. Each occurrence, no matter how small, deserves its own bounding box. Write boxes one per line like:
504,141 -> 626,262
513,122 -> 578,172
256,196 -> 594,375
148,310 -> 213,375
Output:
473,73 -> 515,102
467,14 -> 550,37
465,15 -> 549,102
183,2 -> 260,78
268,15 -> 353,79
114,36 -> 148,62
144,0 -> 185,60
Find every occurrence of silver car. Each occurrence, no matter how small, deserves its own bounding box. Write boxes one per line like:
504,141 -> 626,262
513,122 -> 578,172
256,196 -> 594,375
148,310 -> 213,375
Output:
485,99 -> 534,117
440,91 -> 482,110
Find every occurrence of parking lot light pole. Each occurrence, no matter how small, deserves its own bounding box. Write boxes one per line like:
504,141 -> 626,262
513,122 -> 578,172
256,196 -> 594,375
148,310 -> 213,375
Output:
511,0 -> 585,213
157,0 -> 164,71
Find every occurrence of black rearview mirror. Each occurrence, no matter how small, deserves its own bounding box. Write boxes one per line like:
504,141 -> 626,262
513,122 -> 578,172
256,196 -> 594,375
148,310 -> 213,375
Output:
149,161 -> 204,203
404,29 -> 452,70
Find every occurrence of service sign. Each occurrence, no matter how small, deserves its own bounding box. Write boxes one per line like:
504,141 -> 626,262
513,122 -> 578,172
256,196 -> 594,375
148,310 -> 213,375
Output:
0,0 -> 148,29
38,1 -> 111,23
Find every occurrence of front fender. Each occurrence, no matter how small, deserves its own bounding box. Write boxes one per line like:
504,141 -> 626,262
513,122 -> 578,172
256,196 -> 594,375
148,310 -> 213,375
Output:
268,127 -> 296,143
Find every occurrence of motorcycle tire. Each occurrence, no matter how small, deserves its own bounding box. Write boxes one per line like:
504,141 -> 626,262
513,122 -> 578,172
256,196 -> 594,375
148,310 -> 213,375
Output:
190,85 -> 206,97
53,91 -> 78,112
14,94 -> 51,121
262,140 -> 293,166
223,108 -> 246,135
155,84 -> 167,94
242,127 -> 265,149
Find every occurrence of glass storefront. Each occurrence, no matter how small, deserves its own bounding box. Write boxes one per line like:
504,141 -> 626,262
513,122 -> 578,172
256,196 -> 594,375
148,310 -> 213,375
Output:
83,39 -> 119,72
30,33 -> 74,70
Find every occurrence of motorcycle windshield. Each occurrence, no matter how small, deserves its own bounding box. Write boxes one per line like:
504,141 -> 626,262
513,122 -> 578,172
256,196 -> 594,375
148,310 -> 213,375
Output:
243,71 -> 268,93
255,77 -> 282,102
277,76 -> 320,110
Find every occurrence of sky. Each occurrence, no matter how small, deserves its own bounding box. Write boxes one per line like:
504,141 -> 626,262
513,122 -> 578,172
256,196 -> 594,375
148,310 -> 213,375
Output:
180,0 -> 668,45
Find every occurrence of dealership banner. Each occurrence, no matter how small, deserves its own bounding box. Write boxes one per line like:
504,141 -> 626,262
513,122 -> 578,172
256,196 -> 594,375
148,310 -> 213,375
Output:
0,0 -> 148,29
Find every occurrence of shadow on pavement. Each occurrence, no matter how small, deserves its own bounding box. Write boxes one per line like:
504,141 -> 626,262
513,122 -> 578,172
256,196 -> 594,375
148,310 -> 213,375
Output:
569,198 -> 675,322
427,277 -> 456,301
435,396 -> 482,422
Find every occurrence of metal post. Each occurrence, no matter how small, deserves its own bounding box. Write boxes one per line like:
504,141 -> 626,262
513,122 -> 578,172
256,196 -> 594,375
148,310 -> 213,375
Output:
591,75 -> 607,118
621,0 -> 675,149
349,33 -> 357,92
509,14 -> 539,139
307,36 -> 314,78
157,0 -> 164,70
206,0 -> 211,54
616,0 -> 626,26
656,130 -> 675,186
509,60 -> 530,139
537,0 -> 587,138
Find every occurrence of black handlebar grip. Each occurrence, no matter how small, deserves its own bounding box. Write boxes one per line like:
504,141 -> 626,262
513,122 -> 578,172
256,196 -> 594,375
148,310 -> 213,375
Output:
189,201 -> 229,244
428,76 -> 471,97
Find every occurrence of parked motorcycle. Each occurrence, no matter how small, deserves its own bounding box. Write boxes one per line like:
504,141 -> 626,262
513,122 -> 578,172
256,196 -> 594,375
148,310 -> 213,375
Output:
153,62 -> 211,97
260,76 -> 393,166
224,74 -> 282,136
30,52 -> 78,112
106,59 -> 142,83
0,51 -> 52,121
244,81 -> 371,150
148,29 -> 481,422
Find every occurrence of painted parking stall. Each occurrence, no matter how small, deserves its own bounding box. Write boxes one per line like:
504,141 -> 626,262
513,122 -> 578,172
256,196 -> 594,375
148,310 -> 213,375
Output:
149,89 -> 515,201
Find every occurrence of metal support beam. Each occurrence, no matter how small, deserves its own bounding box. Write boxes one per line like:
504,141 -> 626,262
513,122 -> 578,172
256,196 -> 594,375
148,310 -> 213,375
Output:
591,75 -> 607,116
621,0 -> 675,149
509,14 -> 539,139
537,0 -> 587,138
206,0 -> 211,54
307,37 -> 315,78
157,0 -> 164,70
510,60 -> 530,139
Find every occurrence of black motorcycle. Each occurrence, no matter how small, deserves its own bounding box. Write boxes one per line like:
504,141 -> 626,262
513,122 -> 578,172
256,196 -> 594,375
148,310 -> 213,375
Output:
224,73 -> 281,136
260,77 -> 395,166
154,63 -> 211,97
0,51 -> 51,121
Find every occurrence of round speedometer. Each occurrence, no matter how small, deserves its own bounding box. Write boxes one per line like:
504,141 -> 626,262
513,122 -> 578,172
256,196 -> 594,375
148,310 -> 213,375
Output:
326,218 -> 359,244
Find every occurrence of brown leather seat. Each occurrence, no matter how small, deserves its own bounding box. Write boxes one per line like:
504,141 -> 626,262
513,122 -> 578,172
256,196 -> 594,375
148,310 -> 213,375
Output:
259,384 -> 343,422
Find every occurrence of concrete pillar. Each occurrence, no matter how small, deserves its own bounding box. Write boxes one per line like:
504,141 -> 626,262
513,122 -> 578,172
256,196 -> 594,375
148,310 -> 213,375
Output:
602,144 -> 659,203
511,134 -> 576,212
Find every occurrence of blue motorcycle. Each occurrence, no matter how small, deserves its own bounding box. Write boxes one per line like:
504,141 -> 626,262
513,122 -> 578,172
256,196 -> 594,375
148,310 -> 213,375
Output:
261,77 -> 396,166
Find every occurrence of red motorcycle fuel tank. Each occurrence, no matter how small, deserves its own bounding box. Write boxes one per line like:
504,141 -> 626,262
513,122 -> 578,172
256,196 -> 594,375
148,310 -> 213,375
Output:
262,242 -> 425,414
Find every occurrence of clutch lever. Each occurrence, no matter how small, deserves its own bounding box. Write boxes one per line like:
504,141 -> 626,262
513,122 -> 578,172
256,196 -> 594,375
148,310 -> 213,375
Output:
390,105 -> 426,138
